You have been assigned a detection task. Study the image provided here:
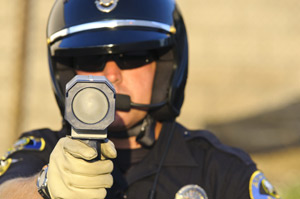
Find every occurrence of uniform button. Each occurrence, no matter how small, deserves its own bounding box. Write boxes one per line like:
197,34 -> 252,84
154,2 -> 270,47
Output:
184,131 -> 190,136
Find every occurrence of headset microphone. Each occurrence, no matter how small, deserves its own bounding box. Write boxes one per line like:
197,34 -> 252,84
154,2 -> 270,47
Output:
116,94 -> 167,112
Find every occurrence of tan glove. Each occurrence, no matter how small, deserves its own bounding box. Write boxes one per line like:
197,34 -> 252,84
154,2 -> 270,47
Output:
47,137 -> 117,199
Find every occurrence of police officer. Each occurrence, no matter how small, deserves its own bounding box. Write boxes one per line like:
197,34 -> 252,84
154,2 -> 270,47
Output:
0,0 -> 281,199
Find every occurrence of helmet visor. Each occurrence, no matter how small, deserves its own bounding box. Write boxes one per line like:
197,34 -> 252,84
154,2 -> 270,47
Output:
50,29 -> 173,57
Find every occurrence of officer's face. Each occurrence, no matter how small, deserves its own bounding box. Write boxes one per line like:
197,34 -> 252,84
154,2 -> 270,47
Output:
76,60 -> 156,131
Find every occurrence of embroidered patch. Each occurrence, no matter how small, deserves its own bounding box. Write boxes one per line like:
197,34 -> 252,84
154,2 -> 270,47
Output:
2,136 -> 46,160
0,158 -> 20,176
249,170 -> 281,199
175,184 -> 208,199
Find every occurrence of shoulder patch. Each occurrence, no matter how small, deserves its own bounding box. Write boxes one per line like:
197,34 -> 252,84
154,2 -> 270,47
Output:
249,170 -> 281,199
2,136 -> 46,160
0,158 -> 20,176
0,158 -> 12,176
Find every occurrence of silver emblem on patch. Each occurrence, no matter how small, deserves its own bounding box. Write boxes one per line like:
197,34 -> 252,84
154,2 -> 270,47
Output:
95,0 -> 119,13
175,184 -> 208,199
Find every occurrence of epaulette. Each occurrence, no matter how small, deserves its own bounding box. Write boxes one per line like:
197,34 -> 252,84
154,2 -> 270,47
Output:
180,125 -> 254,166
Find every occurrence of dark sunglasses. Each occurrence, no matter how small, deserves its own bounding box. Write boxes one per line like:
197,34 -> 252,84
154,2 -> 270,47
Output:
72,51 -> 158,72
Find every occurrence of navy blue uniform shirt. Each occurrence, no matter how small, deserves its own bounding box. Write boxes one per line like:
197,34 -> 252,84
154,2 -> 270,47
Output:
0,122 -> 280,199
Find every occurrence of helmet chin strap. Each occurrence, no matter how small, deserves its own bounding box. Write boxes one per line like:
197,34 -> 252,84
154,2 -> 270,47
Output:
107,93 -> 164,147
136,115 -> 156,147
108,115 -> 156,147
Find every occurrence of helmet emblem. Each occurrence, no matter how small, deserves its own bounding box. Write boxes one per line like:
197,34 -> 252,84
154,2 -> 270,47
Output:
95,0 -> 119,13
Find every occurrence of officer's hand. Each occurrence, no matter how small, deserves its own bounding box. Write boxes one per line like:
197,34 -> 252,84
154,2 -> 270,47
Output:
47,137 -> 117,199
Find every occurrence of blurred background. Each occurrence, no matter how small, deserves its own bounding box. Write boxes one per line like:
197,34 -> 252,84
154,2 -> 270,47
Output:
0,0 -> 299,198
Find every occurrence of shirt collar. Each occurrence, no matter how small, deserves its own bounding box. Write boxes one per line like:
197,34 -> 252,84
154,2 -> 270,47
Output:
125,122 -> 198,185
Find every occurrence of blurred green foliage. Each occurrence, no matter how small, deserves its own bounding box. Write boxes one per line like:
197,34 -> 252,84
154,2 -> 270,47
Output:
281,183 -> 300,199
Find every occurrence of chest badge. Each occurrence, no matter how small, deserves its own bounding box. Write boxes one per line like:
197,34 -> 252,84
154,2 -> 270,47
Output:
175,184 -> 208,199
95,0 -> 119,13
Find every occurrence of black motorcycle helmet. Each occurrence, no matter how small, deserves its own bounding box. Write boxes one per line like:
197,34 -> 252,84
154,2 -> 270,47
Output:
47,0 -> 188,122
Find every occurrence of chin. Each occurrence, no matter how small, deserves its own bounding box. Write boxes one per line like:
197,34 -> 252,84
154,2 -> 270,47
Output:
108,111 -> 131,132
108,110 -> 145,132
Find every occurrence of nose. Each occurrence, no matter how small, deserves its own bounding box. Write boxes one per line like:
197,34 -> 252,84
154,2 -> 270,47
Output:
102,61 -> 122,84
